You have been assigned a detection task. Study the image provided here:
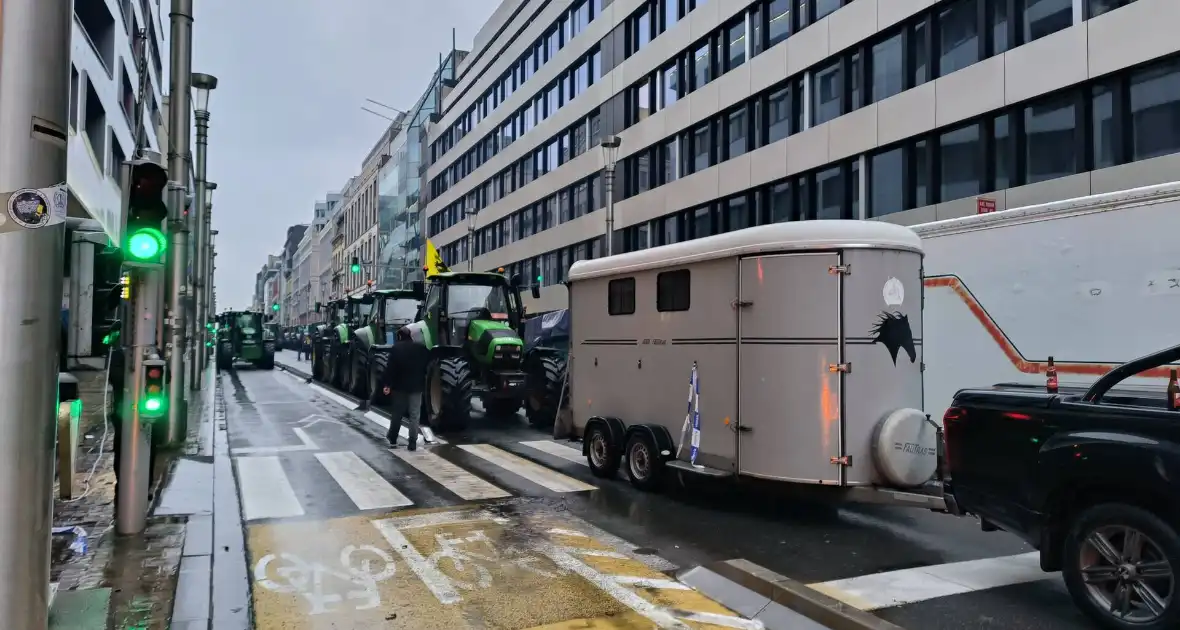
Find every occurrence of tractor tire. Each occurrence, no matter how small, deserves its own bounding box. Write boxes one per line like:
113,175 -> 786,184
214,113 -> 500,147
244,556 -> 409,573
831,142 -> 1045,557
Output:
370,349 -> 390,406
427,357 -> 473,432
217,344 -> 233,371
310,347 -> 323,380
525,355 -> 566,429
258,353 -> 275,370
484,397 -> 523,418
331,343 -> 348,390
350,344 -> 369,399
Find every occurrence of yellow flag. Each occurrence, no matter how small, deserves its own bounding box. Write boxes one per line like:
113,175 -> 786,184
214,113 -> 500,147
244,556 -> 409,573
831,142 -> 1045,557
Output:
423,239 -> 450,277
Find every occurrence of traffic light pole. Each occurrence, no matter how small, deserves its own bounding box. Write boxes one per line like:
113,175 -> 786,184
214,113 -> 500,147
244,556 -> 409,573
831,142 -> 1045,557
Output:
116,270 -> 157,535
165,0 -> 194,445
0,0 -> 72,624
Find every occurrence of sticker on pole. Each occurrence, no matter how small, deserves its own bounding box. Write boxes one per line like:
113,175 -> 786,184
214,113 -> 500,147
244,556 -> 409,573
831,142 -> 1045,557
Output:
1,185 -> 67,233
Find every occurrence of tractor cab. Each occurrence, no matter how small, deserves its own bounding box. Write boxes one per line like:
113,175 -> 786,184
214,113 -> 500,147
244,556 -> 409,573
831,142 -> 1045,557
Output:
370,289 -> 422,345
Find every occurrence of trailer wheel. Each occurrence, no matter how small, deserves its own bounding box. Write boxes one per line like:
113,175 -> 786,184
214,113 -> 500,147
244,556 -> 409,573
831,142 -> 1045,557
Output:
624,432 -> 663,491
586,424 -> 620,479
428,357 -> 473,431
1062,503 -> 1180,630
526,355 -> 565,429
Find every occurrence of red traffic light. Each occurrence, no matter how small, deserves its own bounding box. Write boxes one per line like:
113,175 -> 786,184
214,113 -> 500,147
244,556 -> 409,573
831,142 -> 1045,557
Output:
148,368 -> 162,379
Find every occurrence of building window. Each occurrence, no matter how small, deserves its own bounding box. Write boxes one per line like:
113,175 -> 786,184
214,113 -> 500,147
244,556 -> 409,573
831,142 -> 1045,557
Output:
726,107 -> 747,159
656,269 -> 691,312
939,0 -> 979,76
662,63 -> 680,106
913,20 -> 930,87
767,0 -> 790,47
692,206 -> 712,238
816,0 -> 842,21
608,278 -> 635,315
725,19 -> 746,70
768,85 -> 792,143
813,59 -> 842,126
815,166 -> 845,219
692,122 -> 711,172
993,113 -> 1013,190
990,0 -> 1010,54
870,34 -> 903,103
1023,0 -> 1072,43
1091,83 -> 1117,169
770,181 -> 793,222
726,195 -> 750,231
870,146 -> 904,217
1024,93 -> 1079,184
913,139 -> 931,208
1089,0 -> 1135,18
692,42 -> 711,90
939,123 -> 982,201
1129,59 -> 1180,162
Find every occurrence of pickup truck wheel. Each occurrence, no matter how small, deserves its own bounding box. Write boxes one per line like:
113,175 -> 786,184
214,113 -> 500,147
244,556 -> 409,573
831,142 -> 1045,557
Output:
1063,503 -> 1180,630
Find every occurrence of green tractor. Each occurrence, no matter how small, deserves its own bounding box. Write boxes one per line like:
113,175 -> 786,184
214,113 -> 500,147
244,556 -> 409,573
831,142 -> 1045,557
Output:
313,296 -> 368,389
344,289 -> 423,404
215,310 -> 276,371
405,271 -> 540,431
309,300 -> 345,382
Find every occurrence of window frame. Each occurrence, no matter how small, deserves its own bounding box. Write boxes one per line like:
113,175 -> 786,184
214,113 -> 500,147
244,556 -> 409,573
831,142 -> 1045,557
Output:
608,277 -> 637,315
656,269 -> 691,312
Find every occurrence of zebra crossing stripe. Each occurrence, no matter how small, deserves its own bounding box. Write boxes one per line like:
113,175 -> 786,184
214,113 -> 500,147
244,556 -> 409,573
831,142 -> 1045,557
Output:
391,448 -> 510,501
236,456 -> 304,520
459,444 -> 595,493
519,440 -> 586,466
315,451 -> 413,510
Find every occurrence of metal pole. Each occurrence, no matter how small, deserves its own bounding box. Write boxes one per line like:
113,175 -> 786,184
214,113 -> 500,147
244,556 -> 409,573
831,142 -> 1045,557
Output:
0,0 -> 71,623
604,165 -> 615,256
116,271 -> 156,535
166,0 -> 194,444
190,113 -> 208,391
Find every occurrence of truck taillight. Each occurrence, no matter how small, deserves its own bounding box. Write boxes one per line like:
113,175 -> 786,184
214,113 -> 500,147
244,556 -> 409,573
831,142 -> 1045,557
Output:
942,407 -> 966,473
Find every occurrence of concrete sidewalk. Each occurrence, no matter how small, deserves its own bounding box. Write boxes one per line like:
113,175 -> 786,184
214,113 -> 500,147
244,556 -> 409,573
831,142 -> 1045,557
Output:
48,363 -> 224,630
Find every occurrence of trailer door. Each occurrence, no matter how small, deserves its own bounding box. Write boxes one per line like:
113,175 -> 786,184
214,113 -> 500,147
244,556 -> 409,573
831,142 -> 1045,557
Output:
737,253 -> 842,483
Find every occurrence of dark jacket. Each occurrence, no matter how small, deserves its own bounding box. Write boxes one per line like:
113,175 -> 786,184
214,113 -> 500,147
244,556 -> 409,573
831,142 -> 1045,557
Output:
388,340 -> 430,393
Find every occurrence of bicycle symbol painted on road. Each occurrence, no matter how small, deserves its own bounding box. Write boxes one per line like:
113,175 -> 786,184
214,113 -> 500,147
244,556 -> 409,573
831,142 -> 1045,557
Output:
426,529 -> 566,591
253,545 -> 397,615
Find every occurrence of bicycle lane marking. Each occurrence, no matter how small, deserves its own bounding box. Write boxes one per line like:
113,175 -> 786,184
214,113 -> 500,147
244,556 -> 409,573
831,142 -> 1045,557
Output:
248,505 -> 763,629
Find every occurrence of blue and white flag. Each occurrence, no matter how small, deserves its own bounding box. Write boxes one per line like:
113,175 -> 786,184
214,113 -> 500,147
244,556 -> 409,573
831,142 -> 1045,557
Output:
676,362 -> 703,468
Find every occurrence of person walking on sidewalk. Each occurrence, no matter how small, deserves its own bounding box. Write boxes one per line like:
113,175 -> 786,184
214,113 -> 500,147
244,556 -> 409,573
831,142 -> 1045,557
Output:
386,327 -> 429,450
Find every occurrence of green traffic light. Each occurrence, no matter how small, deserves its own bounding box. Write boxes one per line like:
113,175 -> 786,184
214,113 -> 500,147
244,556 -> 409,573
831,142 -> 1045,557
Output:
272,303 -> 280,312
143,397 -> 163,412
127,228 -> 166,260
351,264 -> 361,274
536,275 -> 543,283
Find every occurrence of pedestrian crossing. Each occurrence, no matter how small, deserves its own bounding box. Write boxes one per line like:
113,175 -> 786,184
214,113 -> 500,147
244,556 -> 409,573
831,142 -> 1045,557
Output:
232,439 -> 591,522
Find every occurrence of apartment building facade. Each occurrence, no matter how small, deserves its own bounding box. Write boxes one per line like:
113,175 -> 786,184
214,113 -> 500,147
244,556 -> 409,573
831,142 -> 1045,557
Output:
422,0 -> 1166,312
70,0 -> 169,241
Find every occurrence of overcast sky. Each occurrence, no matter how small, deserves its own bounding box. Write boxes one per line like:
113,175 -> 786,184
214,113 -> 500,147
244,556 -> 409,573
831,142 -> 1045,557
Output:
192,0 -> 497,310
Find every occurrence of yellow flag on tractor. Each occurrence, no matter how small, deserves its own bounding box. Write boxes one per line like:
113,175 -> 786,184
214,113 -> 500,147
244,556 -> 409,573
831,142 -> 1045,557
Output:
424,239 -> 450,277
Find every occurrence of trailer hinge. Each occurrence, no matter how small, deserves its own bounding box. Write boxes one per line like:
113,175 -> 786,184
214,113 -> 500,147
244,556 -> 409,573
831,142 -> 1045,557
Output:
827,363 -> 851,373
731,299 -> 753,309
830,455 -> 852,466
828,265 -> 851,275
920,361 -> 926,373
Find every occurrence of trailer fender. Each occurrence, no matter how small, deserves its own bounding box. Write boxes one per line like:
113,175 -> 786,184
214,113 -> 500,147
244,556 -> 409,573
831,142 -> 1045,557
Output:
625,424 -> 675,461
583,416 -> 626,457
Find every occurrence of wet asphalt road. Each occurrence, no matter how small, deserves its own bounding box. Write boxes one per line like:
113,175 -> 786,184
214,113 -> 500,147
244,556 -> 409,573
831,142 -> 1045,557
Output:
220,352 -> 1101,629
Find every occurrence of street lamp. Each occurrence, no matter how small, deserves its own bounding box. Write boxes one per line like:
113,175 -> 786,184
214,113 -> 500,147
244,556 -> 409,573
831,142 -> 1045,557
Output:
204,182 -> 217,338
600,135 -> 621,256
190,73 -> 217,391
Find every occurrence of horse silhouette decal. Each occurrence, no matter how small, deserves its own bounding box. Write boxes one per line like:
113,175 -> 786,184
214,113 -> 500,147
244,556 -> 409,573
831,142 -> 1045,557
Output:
870,311 -> 916,365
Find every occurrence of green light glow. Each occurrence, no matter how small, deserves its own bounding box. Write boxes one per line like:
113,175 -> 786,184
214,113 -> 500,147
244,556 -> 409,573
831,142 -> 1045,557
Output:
127,228 -> 166,260
143,397 -> 163,412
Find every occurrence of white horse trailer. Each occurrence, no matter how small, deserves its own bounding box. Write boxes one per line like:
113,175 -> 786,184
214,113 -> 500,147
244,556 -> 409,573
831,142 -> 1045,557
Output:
565,221 -> 944,509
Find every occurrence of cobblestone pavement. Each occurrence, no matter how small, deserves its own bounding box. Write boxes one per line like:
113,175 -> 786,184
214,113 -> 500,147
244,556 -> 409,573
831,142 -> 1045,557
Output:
49,368 -> 203,629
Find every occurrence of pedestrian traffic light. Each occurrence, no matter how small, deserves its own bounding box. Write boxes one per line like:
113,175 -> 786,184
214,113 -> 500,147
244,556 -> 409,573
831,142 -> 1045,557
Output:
140,358 -> 167,417
272,302 -> 280,312
350,257 -> 361,274
123,159 -> 169,268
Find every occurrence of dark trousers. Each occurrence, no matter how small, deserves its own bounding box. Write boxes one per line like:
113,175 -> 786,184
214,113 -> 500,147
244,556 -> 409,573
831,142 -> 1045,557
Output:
386,391 -> 423,447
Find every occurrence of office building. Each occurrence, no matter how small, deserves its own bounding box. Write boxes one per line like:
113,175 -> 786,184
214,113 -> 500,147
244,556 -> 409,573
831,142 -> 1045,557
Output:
422,0 -> 1168,312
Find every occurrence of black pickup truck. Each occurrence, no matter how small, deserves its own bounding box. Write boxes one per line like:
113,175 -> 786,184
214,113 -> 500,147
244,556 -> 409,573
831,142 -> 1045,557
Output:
943,344 -> 1180,630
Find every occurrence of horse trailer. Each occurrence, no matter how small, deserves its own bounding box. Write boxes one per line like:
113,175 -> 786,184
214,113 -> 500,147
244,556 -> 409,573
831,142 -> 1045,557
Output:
566,220 -> 945,509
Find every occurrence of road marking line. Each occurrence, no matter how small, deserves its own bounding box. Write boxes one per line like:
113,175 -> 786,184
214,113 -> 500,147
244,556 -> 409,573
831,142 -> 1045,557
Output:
535,541 -> 692,629
363,410 -> 390,429
372,518 -> 463,605
233,427 -> 318,455
459,444 -> 596,493
235,456 -> 304,520
383,508 -> 510,530
362,410 -> 448,445
308,383 -> 359,410
314,451 -> 413,510
391,449 -> 511,501
807,551 -> 1051,610
519,440 -> 587,465
613,576 -> 690,590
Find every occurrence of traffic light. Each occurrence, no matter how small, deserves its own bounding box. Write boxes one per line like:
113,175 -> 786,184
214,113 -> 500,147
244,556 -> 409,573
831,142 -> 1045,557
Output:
93,245 -> 127,348
123,158 -> 169,267
272,302 -> 280,312
140,359 -> 167,417
350,257 -> 361,274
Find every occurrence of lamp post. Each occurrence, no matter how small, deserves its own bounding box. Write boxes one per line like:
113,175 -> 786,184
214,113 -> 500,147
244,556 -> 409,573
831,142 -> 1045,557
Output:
209,230 -> 219,318
600,135 -> 621,256
203,183 -> 216,341
190,73 -> 217,391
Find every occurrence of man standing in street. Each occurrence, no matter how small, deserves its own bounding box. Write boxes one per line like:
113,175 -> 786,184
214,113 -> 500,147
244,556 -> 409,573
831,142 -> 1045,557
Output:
386,327 -> 429,450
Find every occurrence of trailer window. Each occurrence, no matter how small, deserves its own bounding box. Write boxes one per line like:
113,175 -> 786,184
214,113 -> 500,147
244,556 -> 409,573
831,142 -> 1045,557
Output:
656,269 -> 690,312
608,278 -> 635,315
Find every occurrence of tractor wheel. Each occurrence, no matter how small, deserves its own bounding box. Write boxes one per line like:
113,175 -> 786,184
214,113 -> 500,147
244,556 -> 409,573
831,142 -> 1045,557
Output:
310,347 -> 323,380
258,353 -> 275,370
217,343 -> 233,371
331,343 -> 348,390
350,345 -> 369,399
484,397 -> 522,418
427,357 -> 473,432
526,355 -> 566,429
370,349 -> 390,406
